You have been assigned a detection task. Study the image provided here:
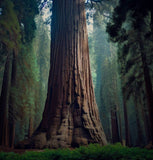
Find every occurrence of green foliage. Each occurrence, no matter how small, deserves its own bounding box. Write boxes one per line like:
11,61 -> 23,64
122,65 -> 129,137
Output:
12,0 -> 39,43
0,0 -> 39,50
106,0 -> 153,100
0,0 -> 43,146
106,0 -> 152,42
0,144 -> 153,160
106,0 -> 153,146
0,0 -> 21,51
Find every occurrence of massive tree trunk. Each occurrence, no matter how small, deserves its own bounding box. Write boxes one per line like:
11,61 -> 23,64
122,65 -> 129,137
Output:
24,0 -> 107,149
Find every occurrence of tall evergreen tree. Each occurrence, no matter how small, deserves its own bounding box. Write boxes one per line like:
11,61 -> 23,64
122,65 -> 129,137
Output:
107,0 -> 153,145
21,0 -> 107,149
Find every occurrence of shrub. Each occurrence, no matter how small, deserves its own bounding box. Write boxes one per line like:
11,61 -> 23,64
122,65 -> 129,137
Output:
0,143 -> 153,160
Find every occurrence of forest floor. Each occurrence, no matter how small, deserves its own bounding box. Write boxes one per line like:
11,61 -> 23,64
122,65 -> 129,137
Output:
0,146 -> 44,154
0,143 -> 153,160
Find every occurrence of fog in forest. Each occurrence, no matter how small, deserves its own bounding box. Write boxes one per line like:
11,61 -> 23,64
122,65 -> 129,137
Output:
0,0 -> 153,157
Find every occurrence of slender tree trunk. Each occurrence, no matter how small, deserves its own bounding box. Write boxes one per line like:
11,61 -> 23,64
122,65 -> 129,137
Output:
118,110 -> 123,143
123,94 -> 130,146
9,51 -> 17,148
111,107 -> 120,143
134,95 -> 144,146
113,71 -> 122,143
28,116 -> 34,138
0,54 -> 12,147
141,96 -> 152,143
23,0 -> 107,149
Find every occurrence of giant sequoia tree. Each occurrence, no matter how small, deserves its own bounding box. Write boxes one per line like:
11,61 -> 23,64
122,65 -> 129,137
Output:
23,0 -> 107,149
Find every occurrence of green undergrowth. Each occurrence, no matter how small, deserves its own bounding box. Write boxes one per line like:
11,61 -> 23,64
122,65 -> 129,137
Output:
0,143 -> 153,160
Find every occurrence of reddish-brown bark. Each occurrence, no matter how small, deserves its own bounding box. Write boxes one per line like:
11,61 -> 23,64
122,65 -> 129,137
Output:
22,0 -> 107,149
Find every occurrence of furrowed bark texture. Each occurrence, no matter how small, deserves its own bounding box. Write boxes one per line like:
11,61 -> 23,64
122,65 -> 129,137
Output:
28,0 -> 107,149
